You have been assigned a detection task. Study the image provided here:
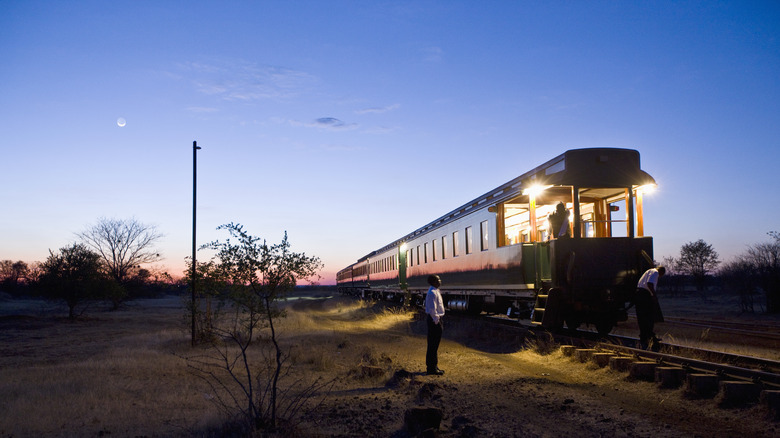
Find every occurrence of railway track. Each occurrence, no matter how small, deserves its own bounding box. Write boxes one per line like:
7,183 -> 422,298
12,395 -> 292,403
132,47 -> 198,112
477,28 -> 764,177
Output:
627,314 -> 780,342
469,312 -> 780,391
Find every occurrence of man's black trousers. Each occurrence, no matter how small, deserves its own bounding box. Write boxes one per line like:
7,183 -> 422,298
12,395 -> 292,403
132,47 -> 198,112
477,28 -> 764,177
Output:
426,314 -> 442,372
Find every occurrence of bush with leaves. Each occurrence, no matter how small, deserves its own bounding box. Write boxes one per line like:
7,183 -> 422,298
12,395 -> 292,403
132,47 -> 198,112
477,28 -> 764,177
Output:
185,223 -> 326,434
677,239 -> 720,293
37,243 -> 110,319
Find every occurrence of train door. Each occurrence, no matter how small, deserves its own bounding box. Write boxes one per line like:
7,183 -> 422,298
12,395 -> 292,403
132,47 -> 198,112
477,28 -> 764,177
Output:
398,244 -> 408,289
398,244 -> 409,305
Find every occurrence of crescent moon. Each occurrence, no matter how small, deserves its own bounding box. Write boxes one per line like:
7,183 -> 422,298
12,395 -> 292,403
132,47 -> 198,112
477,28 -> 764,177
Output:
117,118 -> 127,127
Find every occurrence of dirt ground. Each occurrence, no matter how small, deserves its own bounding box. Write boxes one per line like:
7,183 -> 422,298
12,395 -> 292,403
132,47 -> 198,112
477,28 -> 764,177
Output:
286,295 -> 779,438
0,291 -> 778,437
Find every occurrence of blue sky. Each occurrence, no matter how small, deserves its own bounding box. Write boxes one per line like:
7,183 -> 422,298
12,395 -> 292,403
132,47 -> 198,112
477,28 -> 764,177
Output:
1,1 -> 779,284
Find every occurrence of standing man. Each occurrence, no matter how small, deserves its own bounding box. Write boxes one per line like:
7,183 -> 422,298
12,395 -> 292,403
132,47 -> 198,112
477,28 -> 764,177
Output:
425,275 -> 445,375
636,266 -> 666,350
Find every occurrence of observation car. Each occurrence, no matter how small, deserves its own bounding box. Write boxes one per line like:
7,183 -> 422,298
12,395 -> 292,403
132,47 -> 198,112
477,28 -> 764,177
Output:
337,148 -> 657,334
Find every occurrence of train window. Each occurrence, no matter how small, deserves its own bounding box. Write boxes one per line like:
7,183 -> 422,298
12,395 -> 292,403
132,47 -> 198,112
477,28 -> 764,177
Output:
576,188 -> 630,238
417,246 -> 421,264
452,231 -> 460,257
441,236 -> 447,260
424,242 -> 429,263
480,220 -> 489,251
432,239 -> 438,261
465,226 -> 473,254
501,198 -> 530,245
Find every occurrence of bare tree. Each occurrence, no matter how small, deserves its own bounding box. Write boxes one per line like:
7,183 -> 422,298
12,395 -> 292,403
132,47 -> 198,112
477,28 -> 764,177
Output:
78,217 -> 163,285
719,258 -> 760,312
745,231 -> 780,313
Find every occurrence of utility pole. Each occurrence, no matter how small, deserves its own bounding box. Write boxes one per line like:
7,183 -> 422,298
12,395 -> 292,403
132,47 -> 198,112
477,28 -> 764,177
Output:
191,140 -> 201,346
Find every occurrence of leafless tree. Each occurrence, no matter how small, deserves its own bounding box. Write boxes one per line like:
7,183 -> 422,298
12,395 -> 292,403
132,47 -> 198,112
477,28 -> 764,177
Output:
745,231 -> 780,313
78,217 -> 163,285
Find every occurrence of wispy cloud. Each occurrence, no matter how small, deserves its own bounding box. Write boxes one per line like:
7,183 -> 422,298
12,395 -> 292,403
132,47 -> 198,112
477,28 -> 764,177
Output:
321,143 -> 366,152
355,103 -> 401,114
185,106 -> 220,113
421,46 -> 443,62
179,60 -> 318,102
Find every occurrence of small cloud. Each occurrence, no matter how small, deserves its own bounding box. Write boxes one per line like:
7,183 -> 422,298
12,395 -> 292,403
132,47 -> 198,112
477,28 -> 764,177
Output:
316,117 -> 344,126
287,117 -> 359,131
355,104 -> 401,115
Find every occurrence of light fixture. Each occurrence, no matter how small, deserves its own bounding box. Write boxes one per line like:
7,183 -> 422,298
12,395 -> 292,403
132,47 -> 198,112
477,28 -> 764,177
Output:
522,184 -> 552,197
636,183 -> 657,195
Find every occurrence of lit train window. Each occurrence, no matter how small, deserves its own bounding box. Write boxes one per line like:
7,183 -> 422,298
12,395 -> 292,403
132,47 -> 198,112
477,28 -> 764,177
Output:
441,236 -> 447,260
465,226 -> 473,254
453,231 -> 460,257
424,242 -> 428,263
417,246 -> 421,265
432,239 -> 437,261
480,221 -> 489,251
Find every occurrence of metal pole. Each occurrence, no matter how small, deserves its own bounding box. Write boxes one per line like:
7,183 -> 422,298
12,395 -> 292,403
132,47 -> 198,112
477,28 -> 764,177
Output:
191,140 -> 201,346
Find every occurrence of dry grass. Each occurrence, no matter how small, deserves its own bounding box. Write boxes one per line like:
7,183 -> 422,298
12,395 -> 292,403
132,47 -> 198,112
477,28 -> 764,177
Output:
0,294 -> 416,437
0,326 -> 220,437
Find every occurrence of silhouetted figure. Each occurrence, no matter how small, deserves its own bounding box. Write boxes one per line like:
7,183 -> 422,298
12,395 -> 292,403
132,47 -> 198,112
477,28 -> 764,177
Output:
548,202 -> 571,239
636,266 -> 666,350
424,275 -> 445,375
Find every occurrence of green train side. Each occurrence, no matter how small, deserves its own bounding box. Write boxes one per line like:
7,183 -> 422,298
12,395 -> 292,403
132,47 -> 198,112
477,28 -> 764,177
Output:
337,148 -> 657,334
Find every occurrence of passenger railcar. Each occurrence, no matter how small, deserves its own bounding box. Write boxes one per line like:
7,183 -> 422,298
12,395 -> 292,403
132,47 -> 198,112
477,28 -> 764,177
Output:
337,148 -> 657,334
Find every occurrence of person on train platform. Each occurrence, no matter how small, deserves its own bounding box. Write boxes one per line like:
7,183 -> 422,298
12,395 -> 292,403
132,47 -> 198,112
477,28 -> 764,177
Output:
636,266 -> 666,350
424,275 -> 445,376
548,202 -> 571,239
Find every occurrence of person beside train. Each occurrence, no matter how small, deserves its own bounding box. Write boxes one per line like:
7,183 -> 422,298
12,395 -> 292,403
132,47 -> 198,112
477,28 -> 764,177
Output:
548,202 -> 571,239
424,275 -> 445,376
635,266 -> 666,350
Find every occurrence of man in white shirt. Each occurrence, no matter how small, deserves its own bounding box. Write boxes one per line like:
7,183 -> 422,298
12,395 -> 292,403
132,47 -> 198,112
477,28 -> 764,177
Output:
636,266 -> 666,350
424,275 -> 445,375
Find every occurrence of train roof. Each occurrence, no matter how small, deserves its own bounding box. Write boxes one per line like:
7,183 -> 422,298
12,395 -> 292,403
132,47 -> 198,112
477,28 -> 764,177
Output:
356,148 -> 655,262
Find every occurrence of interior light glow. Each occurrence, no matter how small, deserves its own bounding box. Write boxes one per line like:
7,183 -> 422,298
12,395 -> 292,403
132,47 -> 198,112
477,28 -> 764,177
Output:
400,243 -> 408,252
522,184 -> 552,197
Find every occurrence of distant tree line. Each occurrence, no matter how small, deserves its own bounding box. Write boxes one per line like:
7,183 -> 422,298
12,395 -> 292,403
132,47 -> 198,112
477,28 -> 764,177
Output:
0,217 -> 182,318
661,232 -> 780,313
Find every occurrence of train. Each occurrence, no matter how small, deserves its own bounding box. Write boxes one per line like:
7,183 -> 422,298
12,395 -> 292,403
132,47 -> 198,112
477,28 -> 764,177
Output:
337,148 -> 657,335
